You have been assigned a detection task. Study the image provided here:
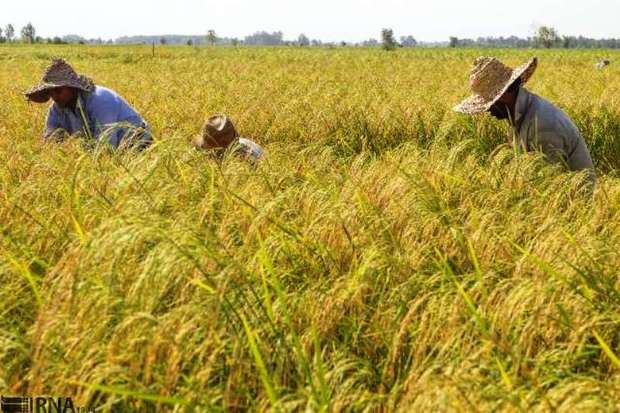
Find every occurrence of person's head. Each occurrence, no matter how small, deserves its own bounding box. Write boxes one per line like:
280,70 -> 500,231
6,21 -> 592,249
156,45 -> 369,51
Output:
49,86 -> 78,108
24,58 -> 95,104
193,115 -> 239,150
488,77 -> 521,121
453,56 -> 537,119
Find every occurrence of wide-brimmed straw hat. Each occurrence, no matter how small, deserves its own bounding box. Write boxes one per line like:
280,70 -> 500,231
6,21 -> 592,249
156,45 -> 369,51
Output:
453,56 -> 538,114
193,115 -> 239,148
24,58 -> 95,103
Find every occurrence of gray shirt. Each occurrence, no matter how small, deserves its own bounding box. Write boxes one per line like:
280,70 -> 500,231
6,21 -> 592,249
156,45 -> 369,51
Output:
211,137 -> 264,163
236,137 -> 264,161
513,88 -> 594,174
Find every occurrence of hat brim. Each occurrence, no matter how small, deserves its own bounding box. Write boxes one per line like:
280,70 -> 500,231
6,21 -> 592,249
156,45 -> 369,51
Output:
24,83 -> 60,103
193,135 -> 207,149
453,57 -> 538,114
24,77 -> 94,103
193,135 -> 236,149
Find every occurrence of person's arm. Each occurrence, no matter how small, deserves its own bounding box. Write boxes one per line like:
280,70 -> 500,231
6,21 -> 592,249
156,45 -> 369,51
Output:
538,116 -> 595,170
43,104 -> 67,142
532,130 -> 569,166
566,134 -> 596,190
90,89 -> 149,148
529,117 -> 596,186
566,137 -> 595,172
114,95 -> 151,148
88,91 -> 123,147
533,127 -> 595,179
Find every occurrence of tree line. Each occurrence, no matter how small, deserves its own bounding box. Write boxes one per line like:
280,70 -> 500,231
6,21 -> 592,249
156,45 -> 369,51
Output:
3,23 -> 620,49
0,22 -> 113,44
448,26 -> 620,49
118,30 -> 419,48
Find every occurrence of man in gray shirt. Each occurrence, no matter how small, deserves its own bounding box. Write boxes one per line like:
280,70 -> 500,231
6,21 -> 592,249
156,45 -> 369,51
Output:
193,115 -> 264,162
454,57 -> 595,182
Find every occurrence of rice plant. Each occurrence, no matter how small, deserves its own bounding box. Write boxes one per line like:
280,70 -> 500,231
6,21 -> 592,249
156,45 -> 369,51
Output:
1,44 -> 620,411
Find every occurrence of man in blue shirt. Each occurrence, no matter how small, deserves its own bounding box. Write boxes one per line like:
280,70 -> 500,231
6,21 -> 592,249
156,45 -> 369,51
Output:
24,58 -> 151,149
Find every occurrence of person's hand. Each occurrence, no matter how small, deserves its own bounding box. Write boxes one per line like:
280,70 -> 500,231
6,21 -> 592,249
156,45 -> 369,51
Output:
43,128 -> 69,143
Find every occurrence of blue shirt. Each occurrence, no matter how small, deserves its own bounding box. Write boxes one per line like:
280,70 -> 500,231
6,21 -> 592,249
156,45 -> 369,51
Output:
45,86 -> 151,148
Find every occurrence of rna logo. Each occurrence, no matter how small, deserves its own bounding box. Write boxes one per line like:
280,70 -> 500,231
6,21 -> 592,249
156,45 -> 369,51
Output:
0,396 -> 95,413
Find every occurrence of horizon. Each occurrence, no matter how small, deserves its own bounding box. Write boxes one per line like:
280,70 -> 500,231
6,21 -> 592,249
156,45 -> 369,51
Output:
2,0 -> 619,43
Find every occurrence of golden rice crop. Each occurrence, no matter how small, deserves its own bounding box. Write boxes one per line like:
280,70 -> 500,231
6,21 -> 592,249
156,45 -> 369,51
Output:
1,44 -> 620,411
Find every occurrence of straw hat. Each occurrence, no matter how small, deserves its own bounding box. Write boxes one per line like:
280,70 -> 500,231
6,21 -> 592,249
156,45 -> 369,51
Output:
24,58 -> 95,103
453,56 -> 538,114
193,115 -> 239,149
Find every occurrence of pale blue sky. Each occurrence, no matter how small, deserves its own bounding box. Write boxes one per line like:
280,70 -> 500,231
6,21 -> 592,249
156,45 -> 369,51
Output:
3,0 -> 618,42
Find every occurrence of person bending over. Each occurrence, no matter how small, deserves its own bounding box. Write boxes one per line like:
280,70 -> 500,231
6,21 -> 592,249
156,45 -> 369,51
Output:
193,115 -> 264,162
454,56 -> 595,183
25,58 -> 151,149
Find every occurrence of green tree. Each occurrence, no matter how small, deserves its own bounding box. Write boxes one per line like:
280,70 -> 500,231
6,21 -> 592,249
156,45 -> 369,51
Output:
400,35 -> 417,47
381,28 -> 397,51
298,33 -> 310,47
535,26 -> 560,48
5,24 -> 14,42
21,23 -> 35,43
449,36 -> 459,48
562,35 -> 572,49
206,29 -> 217,46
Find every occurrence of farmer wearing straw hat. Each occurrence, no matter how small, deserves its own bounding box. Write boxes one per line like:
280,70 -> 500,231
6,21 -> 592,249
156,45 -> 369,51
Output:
24,58 -> 151,149
193,115 -> 264,162
454,57 -> 595,180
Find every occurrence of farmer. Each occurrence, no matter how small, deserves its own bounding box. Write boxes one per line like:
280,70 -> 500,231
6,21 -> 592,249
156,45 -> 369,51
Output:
454,57 -> 595,183
24,58 -> 151,149
193,115 -> 264,162
595,59 -> 610,69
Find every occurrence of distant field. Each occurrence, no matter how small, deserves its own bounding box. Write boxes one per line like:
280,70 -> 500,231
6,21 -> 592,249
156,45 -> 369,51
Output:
2,45 -> 620,411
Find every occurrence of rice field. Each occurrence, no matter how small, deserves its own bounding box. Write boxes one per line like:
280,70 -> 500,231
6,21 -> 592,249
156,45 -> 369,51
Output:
2,44 -> 620,411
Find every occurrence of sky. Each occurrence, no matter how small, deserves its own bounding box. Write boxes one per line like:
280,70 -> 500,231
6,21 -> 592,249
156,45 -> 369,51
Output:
2,0 -> 619,42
